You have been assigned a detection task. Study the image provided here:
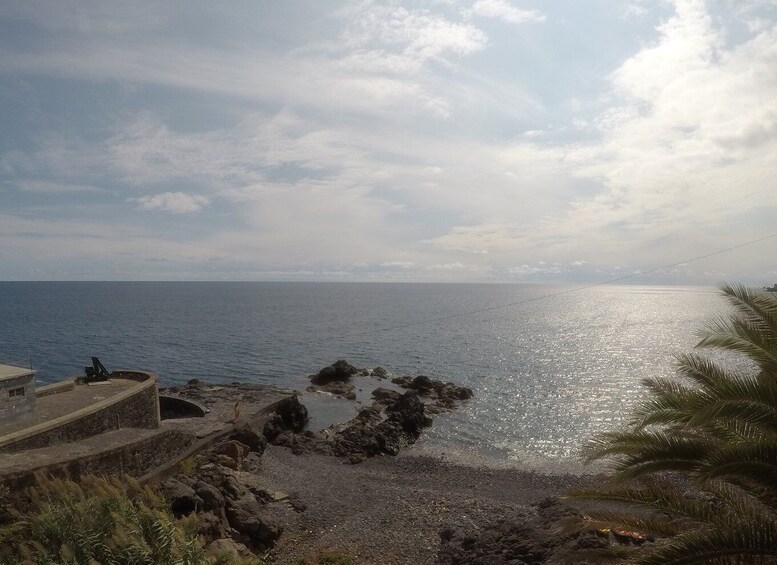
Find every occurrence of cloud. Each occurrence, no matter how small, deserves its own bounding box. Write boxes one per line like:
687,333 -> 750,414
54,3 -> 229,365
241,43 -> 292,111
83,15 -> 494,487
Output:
133,192 -> 209,214
14,180 -> 102,193
470,0 -> 545,24
381,261 -> 415,269
0,1 -> 775,282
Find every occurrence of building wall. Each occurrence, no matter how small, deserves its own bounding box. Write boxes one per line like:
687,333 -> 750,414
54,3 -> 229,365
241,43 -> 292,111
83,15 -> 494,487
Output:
0,373 -> 36,422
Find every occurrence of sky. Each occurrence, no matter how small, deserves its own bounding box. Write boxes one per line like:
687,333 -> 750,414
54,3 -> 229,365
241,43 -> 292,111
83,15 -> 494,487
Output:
0,0 -> 776,284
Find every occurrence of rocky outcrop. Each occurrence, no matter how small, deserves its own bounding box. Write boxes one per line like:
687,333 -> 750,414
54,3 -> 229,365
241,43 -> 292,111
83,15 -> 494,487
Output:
231,423 -> 267,455
158,421 -> 286,557
263,394 -> 309,447
310,360 -> 359,385
160,478 -> 203,516
226,494 -> 283,549
371,387 -> 401,404
306,379 -> 356,400
306,360 -> 360,399
262,363 -> 474,464
391,375 -> 473,413
263,387 -> 434,463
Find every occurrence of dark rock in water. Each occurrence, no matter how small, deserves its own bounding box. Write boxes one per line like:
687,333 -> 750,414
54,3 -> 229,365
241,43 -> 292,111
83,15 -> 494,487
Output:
325,390 -> 432,460
226,494 -> 282,549
412,375 -> 435,392
306,380 -> 356,400
261,367 -> 471,463
274,395 -> 309,432
386,391 -> 433,435
392,374 -> 473,408
372,366 -> 388,379
391,376 -> 413,388
160,478 -> 203,516
310,359 -> 359,384
372,387 -> 401,403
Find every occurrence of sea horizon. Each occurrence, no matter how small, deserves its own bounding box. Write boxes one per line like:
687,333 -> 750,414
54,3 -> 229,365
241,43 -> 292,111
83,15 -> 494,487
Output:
0,281 -> 734,471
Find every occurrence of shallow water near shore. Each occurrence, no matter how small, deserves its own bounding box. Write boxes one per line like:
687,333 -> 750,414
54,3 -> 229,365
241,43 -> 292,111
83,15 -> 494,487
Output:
0,282 -> 731,472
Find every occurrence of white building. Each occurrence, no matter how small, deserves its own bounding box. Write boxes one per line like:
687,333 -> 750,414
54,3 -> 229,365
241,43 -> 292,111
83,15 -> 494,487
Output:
0,364 -> 36,422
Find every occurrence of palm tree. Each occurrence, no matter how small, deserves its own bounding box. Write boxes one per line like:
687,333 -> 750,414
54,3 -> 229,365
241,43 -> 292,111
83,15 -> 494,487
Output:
569,283 -> 777,564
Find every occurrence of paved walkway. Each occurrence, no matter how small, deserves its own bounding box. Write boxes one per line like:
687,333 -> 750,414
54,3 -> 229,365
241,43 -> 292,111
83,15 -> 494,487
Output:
0,379 -> 135,438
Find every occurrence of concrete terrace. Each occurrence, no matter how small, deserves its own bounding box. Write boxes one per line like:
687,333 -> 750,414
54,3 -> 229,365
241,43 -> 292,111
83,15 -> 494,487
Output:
0,376 -> 293,488
0,379 -> 135,438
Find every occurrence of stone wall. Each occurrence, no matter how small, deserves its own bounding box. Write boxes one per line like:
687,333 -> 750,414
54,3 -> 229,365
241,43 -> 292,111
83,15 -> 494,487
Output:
0,378 -> 160,454
0,373 -> 36,422
0,428 -> 197,492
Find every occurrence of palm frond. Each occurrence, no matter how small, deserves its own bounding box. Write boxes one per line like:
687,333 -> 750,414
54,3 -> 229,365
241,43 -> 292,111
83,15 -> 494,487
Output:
575,284 -> 777,564
633,518 -> 777,565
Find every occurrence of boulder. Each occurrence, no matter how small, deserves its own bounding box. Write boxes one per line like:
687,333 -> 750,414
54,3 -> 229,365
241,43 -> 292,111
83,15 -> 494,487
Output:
230,424 -> 267,455
213,440 -> 250,470
274,395 -> 309,432
372,366 -> 388,379
310,359 -> 359,385
411,375 -> 435,392
159,478 -> 203,516
391,376 -> 413,388
197,510 -> 227,539
206,538 -> 253,560
371,387 -> 401,404
196,482 -> 226,512
263,413 -> 285,442
386,391 -> 433,436
226,494 -> 283,549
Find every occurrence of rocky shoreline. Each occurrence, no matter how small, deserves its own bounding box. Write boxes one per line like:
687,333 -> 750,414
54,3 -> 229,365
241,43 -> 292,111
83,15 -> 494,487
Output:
148,360 -> 487,561
147,361 -> 631,564
1,361 -> 629,564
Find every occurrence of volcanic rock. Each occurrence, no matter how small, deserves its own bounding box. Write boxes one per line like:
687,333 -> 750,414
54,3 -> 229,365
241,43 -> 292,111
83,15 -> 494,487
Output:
160,478 -> 203,516
310,359 -> 359,385
226,494 -> 283,549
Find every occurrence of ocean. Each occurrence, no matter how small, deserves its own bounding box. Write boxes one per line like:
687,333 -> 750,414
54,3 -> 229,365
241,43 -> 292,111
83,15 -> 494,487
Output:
0,282 -> 730,472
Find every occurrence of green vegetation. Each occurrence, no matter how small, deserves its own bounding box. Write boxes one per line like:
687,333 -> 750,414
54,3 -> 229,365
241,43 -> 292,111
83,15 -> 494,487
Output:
571,284 -> 777,563
178,457 -> 198,476
0,474 -> 208,565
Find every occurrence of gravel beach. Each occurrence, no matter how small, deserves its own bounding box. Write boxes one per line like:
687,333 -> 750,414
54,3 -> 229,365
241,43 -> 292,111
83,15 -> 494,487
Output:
258,446 -> 597,564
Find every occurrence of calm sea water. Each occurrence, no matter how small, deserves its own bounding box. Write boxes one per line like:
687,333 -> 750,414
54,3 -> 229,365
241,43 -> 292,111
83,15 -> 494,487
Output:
0,282 -> 730,471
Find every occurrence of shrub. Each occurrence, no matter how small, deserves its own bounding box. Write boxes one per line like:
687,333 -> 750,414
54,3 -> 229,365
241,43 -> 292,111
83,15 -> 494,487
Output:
0,474 -> 207,565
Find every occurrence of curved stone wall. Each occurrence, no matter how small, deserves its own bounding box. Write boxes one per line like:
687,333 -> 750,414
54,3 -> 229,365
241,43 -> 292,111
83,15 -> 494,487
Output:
0,371 -> 160,454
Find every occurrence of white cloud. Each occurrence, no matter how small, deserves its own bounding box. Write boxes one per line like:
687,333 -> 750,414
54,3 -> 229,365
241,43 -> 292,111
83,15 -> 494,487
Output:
15,180 -> 102,193
470,0 -> 545,24
429,261 -> 466,270
1,1 -> 775,282
381,261 -> 415,268
133,192 -> 209,214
